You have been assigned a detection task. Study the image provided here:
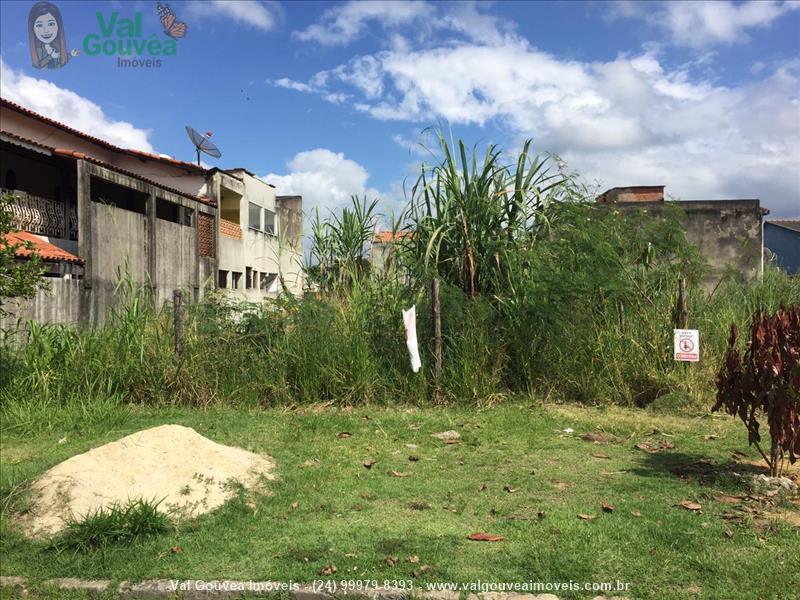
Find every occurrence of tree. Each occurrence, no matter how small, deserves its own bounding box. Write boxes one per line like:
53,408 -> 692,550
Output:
0,193 -> 45,315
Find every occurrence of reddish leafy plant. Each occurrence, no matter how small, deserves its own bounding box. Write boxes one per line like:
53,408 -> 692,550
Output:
713,305 -> 800,476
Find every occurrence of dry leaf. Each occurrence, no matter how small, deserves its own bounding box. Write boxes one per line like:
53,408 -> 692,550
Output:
677,500 -> 703,511
363,459 -> 376,469
385,556 -> 398,567
320,565 -> 337,576
537,511 -> 546,520
731,449 -> 747,459
412,565 -> 434,577
337,432 -> 351,439
602,500 -> 614,513
467,532 -> 504,542
170,545 -> 182,554
391,471 -> 410,478
715,494 -> 745,504
504,485 -> 519,493
630,511 -> 642,517
592,453 -> 611,460
577,513 -> 597,520
290,501 -> 299,510
724,528 -> 734,539
432,430 -> 461,442
408,455 -> 420,462
406,555 -> 420,563
580,432 -> 609,444
300,459 -> 320,468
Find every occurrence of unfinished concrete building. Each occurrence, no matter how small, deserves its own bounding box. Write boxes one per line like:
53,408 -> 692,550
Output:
0,98 -> 302,327
597,185 -> 768,285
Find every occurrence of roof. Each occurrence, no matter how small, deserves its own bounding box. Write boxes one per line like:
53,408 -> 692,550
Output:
3,231 -> 84,264
374,230 -> 413,243
1,97 -> 205,172
767,220 -> 800,233
1,130 -> 213,206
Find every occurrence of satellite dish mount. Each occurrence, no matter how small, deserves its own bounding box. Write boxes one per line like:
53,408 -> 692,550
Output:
185,126 -> 222,166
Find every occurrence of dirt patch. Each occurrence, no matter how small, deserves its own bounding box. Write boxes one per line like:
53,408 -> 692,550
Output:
19,425 -> 275,537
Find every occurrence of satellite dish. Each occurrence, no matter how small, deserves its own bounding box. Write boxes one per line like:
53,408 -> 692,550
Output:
185,126 -> 222,165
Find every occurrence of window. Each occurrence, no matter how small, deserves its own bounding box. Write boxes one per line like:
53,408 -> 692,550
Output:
182,207 -> 195,227
263,209 -> 276,235
91,177 -> 147,214
248,202 -> 261,231
231,271 -> 242,289
260,272 -> 278,291
245,266 -> 252,289
156,198 -> 180,223
218,270 -> 228,289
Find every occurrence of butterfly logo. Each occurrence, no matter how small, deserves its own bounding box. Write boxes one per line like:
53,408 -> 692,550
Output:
157,2 -> 187,39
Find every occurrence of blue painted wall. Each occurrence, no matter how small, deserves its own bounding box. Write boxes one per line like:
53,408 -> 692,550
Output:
764,223 -> 800,275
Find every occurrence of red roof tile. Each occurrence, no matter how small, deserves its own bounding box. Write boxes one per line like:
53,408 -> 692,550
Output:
1,97 -> 205,172
374,230 -> 412,243
3,231 -> 83,264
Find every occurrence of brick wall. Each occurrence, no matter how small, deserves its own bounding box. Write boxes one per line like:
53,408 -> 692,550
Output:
198,212 -> 215,257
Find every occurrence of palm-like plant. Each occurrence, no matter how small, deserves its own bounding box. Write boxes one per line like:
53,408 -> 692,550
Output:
400,129 -> 584,295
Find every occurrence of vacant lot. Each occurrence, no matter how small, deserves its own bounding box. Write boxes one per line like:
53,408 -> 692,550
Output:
1,402 -> 798,599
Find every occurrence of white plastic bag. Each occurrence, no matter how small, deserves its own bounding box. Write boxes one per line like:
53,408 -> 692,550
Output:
402,305 -> 422,373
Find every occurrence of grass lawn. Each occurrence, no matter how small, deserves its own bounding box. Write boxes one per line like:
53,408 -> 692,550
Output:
1,401 -> 798,599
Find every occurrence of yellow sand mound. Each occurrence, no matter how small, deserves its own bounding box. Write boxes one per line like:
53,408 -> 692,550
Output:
21,424 -> 275,537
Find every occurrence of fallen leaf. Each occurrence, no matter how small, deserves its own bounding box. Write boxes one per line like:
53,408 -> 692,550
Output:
337,432 -> 351,439
391,471 -> 410,477
731,449 -> 747,459
344,553 -> 357,558
577,513 -> 597,520
630,511 -> 642,517
537,511 -> 546,520
724,528 -> 734,539
602,500 -> 614,513
406,555 -> 420,563
676,500 -> 703,511
687,585 -> 701,594
405,443 -> 418,449
553,482 -> 570,491
363,459 -> 376,469
636,441 -> 675,453
385,556 -> 398,567
290,501 -> 299,510
300,459 -> 320,468
467,532 -> 504,542
320,565 -> 337,576
408,501 -> 430,510
352,503 -> 362,511
504,485 -> 519,493
704,435 -> 718,440
408,455 -> 420,462
170,546 -> 182,554
592,453 -> 611,459
412,565 -> 434,577
479,483 -> 488,491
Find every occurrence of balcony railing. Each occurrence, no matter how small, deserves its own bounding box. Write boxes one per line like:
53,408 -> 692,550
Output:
220,218 -> 243,240
1,188 -> 78,240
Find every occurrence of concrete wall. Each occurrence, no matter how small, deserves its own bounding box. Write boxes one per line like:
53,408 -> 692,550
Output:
0,279 -> 84,329
764,223 -> 800,275
613,199 -> 765,286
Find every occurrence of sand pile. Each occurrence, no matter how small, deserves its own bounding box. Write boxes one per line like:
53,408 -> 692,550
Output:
21,424 -> 275,537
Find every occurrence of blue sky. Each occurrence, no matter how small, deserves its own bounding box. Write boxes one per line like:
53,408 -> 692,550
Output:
1,0 -> 799,218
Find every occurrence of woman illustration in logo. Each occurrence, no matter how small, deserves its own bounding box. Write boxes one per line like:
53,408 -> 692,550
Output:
28,1 -> 78,69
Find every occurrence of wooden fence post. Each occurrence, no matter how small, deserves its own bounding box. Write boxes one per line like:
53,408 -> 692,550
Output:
174,289 -> 183,359
676,278 -> 689,329
432,277 -> 442,381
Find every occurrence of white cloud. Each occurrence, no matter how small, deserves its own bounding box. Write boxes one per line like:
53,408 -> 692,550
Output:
186,0 -> 282,32
0,58 -> 154,151
294,1 -> 430,46
272,39 -> 800,216
263,149 -> 383,218
610,1 -> 799,48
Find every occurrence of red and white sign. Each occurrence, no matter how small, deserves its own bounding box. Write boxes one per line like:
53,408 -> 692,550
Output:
674,329 -> 699,362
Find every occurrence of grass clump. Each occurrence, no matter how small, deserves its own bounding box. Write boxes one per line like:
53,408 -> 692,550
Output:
53,498 -> 171,552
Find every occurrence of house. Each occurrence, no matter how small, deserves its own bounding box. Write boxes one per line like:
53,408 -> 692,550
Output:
597,185 -> 768,285
764,220 -> 800,275
211,168 -> 303,299
370,230 -> 411,272
0,98 -> 302,327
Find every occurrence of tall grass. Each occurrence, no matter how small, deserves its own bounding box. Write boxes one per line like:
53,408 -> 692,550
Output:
1,134 -> 797,432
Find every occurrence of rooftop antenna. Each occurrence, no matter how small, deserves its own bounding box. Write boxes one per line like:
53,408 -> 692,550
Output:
185,126 -> 221,166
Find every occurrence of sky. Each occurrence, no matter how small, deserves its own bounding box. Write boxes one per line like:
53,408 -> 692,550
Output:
1,0 -> 799,219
